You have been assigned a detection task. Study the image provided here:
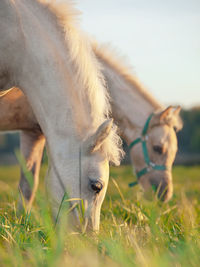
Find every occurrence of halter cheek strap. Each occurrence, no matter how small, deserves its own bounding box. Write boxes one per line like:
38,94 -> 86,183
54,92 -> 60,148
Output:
128,113 -> 170,187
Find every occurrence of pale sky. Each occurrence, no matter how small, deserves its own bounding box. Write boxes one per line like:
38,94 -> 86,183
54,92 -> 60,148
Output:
77,0 -> 200,108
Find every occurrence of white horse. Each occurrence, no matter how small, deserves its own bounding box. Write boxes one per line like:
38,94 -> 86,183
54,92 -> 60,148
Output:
0,40 -> 182,203
0,0 -> 123,231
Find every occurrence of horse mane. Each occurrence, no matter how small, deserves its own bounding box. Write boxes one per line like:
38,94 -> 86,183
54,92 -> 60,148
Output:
92,41 -> 162,110
38,0 -> 109,119
92,42 -> 183,133
37,1 -> 123,165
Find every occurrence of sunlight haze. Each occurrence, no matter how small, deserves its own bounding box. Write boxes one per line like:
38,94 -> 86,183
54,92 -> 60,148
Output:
78,0 -> 200,108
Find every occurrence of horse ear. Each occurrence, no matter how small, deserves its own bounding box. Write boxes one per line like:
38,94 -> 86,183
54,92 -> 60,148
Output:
173,106 -> 183,132
150,106 -> 180,128
151,106 -> 183,131
173,105 -> 181,116
150,106 -> 173,127
160,106 -> 173,121
88,119 -> 113,153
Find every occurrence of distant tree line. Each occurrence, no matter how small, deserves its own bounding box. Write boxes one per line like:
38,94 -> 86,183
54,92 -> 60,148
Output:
0,107 -> 200,162
178,107 -> 200,153
0,132 -> 19,154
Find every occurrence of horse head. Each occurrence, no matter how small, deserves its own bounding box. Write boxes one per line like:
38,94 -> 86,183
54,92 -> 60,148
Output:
129,106 -> 182,202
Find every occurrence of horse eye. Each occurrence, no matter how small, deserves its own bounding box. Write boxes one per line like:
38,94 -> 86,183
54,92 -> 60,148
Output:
90,180 -> 103,193
153,145 -> 163,155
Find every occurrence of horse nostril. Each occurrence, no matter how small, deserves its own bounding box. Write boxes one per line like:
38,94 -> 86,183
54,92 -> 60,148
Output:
90,180 -> 103,194
150,179 -> 168,201
158,183 -> 168,201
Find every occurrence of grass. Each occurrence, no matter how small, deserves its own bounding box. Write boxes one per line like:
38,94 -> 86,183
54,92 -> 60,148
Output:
0,164 -> 199,266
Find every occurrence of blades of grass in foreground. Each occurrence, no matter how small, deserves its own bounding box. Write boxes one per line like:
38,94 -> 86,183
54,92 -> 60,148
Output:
0,165 -> 200,266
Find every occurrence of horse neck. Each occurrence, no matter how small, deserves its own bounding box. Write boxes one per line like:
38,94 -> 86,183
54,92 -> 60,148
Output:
0,1 -> 88,181
0,0 -> 100,139
98,57 -> 163,144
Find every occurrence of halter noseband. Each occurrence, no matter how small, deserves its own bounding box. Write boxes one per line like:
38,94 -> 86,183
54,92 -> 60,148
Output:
128,113 -> 170,187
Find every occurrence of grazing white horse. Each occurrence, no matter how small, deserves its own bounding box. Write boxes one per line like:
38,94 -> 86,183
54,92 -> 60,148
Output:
0,41 -> 182,203
0,0 -> 123,231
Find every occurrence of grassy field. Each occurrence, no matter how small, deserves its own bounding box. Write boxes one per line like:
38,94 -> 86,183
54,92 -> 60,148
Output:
0,164 -> 199,266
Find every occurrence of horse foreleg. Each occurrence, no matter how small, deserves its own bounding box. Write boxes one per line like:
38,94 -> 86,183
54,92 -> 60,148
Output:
0,87 -> 45,210
19,131 -> 45,212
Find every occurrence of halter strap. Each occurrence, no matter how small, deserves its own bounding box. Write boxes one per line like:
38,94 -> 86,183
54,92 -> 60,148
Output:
142,113 -> 154,136
128,113 -> 170,187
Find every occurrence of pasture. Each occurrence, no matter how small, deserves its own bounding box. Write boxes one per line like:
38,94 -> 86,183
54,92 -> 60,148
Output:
0,164 -> 199,266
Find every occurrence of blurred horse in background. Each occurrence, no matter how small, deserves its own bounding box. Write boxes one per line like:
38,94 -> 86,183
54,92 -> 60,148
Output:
94,43 -> 182,201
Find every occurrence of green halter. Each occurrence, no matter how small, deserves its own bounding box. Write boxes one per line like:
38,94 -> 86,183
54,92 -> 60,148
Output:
128,113 -> 169,187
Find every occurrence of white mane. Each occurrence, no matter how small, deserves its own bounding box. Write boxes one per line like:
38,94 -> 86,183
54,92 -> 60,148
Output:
37,1 -> 124,164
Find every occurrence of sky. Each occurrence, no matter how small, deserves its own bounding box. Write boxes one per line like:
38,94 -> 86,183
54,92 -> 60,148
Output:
77,0 -> 200,108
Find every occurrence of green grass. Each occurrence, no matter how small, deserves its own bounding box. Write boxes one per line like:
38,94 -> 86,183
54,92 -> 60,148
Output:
0,164 -> 200,266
